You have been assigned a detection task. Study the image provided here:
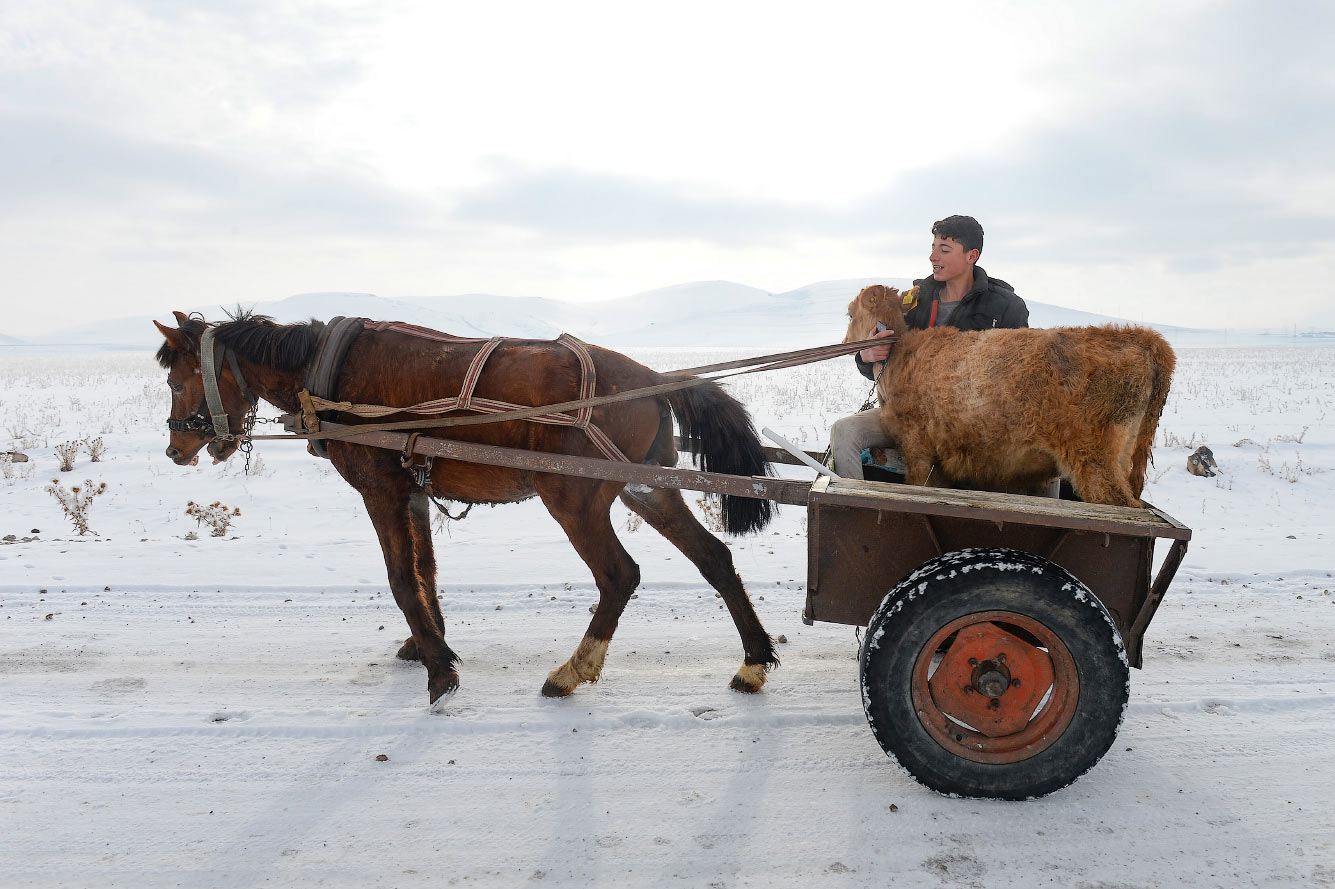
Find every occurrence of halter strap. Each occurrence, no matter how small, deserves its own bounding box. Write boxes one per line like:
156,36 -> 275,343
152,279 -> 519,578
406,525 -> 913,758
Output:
196,327 -> 257,441
200,328 -> 231,438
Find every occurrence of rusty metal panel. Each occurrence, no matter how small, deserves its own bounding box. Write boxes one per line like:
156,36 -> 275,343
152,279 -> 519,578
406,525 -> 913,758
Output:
805,491 -> 1162,661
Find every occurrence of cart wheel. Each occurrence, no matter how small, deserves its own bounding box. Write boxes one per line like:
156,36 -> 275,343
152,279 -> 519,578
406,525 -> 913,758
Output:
860,547 -> 1129,800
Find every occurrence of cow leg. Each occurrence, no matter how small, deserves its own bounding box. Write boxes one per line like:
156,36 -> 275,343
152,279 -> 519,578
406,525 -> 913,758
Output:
333,445 -> 459,703
536,476 -> 640,697
897,432 -> 945,488
620,485 -> 777,692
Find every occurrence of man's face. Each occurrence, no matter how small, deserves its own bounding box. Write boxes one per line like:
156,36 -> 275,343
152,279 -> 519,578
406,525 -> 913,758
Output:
929,235 -> 980,285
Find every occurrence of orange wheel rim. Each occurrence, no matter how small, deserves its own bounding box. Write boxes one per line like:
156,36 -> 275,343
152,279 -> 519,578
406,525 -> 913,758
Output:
911,610 -> 1079,764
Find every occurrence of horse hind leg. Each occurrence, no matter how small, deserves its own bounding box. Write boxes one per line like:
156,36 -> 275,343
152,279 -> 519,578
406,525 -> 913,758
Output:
620,485 -> 777,692
537,477 -> 641,697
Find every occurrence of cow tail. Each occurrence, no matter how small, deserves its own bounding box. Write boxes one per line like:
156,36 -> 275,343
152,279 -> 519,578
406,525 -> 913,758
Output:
664,378 -> 775,534
1130,333 -> 1176,497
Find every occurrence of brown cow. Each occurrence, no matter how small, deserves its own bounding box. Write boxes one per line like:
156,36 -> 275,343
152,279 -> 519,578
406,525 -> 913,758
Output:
843,284 -> 1175,507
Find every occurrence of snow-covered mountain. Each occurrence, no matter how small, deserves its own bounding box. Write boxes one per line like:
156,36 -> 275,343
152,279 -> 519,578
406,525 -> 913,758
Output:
4,278 -> 1312,351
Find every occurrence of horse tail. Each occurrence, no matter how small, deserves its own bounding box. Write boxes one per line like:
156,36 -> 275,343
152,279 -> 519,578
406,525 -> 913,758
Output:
1129,330 -> 1176,498
664,378 -> 775,535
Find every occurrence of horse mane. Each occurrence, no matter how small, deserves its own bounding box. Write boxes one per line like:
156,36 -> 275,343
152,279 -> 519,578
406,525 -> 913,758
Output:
156,308 -> 320,371
213,310 -> 319,371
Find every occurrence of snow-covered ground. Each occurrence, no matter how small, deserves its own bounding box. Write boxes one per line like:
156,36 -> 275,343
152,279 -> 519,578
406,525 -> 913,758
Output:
2,343 -> 1333,888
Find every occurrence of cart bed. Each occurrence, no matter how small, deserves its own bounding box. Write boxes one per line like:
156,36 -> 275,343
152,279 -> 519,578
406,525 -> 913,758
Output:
803,476 -> 1190,667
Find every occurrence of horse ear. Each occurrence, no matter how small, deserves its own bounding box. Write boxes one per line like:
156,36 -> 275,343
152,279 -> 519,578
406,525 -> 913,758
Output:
172,310 -> 191,326
154,319 -> 189,351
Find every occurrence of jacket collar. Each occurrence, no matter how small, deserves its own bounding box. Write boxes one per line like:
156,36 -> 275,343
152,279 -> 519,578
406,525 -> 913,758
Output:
916,266 -> 991,305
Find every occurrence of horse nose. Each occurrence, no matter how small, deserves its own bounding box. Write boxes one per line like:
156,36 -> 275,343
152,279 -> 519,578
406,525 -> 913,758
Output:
165,446 -> 181,461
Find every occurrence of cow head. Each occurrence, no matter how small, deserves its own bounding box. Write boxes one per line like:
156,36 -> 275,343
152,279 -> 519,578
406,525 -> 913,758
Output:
844,284 -> 907,346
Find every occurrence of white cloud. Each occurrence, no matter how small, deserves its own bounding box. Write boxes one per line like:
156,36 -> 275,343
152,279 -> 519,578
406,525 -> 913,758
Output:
2,0 -> 1335,335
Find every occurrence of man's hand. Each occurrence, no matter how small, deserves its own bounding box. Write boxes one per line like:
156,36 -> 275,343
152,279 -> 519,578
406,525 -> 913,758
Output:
859,326 -> 896,363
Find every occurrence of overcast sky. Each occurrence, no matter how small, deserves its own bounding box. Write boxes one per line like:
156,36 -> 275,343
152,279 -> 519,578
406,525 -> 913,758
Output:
3,0 -> 1333,336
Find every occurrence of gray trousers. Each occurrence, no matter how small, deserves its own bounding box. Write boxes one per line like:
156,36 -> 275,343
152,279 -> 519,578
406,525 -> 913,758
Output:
829,407 -> 897,478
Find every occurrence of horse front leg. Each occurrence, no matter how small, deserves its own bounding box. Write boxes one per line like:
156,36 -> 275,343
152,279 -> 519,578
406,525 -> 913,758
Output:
352,463 -> 460,704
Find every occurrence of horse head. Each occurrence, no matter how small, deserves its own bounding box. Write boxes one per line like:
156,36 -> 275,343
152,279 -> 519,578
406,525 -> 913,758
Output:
153,311 -> 252,465
844,284 -> 907,347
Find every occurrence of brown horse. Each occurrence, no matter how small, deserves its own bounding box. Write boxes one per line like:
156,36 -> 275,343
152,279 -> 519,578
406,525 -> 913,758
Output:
154,310 -> 777,704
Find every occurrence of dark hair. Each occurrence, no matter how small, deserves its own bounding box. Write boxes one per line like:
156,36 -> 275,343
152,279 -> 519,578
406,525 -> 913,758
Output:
931,215 -> 984,255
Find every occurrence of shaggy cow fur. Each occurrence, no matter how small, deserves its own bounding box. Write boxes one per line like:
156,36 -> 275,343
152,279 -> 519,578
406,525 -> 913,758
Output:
844,285 -> 1175,507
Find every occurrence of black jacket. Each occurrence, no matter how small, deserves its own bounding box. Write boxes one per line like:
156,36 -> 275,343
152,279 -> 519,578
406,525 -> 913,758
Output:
855,266 -> 1028,380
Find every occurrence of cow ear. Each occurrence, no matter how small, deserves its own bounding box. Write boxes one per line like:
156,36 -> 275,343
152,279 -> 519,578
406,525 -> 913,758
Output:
154,319 -> 190,352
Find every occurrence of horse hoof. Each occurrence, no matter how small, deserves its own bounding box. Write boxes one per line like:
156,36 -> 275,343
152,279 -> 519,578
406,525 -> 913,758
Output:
428,672 -> 460,704
540,678 -> 575,698
729,663 -> 768,693
396,638 -> 420,661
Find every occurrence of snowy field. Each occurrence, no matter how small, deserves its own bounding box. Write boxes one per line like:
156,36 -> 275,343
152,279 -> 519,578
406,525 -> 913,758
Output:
2,343 -> 1333,888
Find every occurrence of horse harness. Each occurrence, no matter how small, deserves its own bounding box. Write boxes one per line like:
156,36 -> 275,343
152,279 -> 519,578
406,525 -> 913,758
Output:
178,317 -> 895,490
294,320 -> 632,492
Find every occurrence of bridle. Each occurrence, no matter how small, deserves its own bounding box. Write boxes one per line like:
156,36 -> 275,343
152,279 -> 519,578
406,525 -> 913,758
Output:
167,327 -> 258,443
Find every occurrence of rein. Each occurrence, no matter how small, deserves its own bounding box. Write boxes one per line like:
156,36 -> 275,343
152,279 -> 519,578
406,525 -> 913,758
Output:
246,335 -> 897,443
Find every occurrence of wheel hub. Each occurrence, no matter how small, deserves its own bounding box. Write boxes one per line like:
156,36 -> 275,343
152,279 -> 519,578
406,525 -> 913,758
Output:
913,611 -> 1080,764
971,658 -> 1012,699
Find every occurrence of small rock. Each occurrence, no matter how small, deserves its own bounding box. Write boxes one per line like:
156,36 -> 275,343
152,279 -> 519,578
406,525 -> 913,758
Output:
777,634 -> 788,644
888,803 -> 898,812
375,754 -> 389,762
44,613 -> 53,620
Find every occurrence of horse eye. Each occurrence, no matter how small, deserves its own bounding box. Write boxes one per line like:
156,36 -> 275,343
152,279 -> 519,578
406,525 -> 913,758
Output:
168,381 -> 183,393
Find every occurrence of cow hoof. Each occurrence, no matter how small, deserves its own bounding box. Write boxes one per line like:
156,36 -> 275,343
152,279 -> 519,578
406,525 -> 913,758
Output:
540,678 -> 575,698
428,671 -> 460,704
729,663 -> 768,693
396,638 -> 420,661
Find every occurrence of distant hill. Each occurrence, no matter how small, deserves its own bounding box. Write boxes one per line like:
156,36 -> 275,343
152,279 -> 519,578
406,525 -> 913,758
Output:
8,278 -> 1298,352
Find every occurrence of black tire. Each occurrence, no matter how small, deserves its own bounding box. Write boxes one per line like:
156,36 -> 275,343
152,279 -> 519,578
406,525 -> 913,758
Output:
860,547 -> 1129,800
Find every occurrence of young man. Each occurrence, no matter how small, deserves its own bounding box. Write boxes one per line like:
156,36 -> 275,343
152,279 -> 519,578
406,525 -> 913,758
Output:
829,215 -> 1029,478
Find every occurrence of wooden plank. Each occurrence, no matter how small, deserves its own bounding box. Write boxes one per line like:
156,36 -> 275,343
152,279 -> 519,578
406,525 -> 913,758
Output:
315,421 -> 814,506
816,478 -> 1192,540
